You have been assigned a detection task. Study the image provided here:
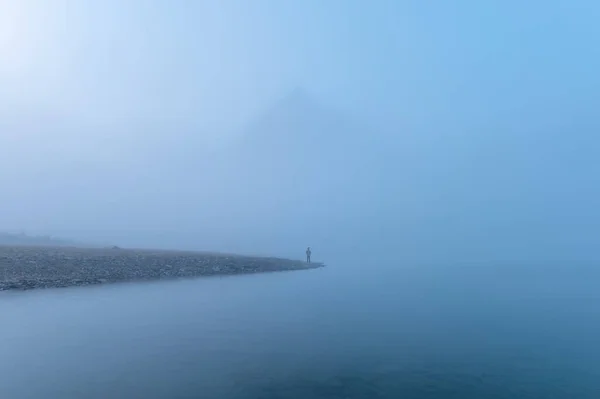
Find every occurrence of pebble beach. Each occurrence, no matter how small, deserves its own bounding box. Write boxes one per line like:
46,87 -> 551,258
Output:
0,245 -> 322,291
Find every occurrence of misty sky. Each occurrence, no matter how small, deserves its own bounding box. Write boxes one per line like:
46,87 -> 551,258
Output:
1,0 -> 600,261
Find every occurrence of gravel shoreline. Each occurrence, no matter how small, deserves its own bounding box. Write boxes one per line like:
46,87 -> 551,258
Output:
0,245 -> 323,291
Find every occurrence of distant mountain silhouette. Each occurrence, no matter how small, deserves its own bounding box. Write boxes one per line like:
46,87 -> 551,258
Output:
237,88 -> 376,160
240,88 -> 341,147
201,89 -> 394,251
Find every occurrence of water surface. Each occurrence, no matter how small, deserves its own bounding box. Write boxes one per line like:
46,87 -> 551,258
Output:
1,263 -> 599,398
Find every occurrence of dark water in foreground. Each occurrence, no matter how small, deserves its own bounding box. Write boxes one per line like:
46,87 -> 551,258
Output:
1,263 -> 600,398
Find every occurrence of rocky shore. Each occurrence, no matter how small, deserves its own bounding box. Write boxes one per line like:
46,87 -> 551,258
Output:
0,245 -> 322,291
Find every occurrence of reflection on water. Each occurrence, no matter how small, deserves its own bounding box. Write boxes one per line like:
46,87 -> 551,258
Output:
1,263 -> 600,398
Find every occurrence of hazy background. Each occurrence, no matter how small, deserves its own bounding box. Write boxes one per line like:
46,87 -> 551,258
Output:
1,0 -> 599,263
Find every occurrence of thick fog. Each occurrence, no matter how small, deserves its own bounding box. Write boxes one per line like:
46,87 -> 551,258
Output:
1,0 -> 599,263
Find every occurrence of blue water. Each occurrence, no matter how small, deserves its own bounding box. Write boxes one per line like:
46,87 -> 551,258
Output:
1,263 -> 600,398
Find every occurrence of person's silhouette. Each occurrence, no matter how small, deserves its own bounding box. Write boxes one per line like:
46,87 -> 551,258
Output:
306,247 -> 312,263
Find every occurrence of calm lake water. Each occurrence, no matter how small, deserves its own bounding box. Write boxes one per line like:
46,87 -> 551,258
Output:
1,262 -> 600,398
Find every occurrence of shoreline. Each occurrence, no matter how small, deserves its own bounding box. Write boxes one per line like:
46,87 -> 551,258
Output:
0,245 -> 323,291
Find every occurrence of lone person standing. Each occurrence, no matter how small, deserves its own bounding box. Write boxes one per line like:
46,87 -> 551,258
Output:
306,247 -> 312,263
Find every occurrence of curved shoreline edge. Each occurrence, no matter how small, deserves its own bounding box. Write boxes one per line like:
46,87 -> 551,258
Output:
0,245 -> 324,292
